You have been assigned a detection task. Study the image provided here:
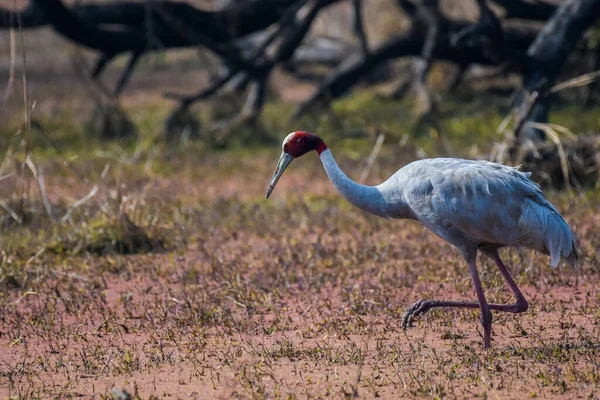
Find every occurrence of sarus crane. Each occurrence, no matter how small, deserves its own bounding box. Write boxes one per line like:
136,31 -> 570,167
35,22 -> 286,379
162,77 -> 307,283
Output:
266,131 -> 579,349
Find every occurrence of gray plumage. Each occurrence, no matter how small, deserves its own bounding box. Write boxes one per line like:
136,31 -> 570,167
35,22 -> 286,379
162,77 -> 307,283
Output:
269,132 -> 580,348
379,158 -> 579,269
321,152 -> 578,269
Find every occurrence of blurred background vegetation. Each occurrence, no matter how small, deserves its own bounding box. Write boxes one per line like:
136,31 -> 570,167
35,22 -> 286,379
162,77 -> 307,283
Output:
0,0 -> 599,258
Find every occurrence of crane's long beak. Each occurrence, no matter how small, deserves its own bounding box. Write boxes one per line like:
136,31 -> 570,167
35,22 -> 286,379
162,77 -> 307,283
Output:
266,152 -> 293,199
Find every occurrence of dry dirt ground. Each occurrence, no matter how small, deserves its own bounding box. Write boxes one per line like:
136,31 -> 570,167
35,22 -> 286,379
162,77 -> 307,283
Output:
1,150 -> 600,399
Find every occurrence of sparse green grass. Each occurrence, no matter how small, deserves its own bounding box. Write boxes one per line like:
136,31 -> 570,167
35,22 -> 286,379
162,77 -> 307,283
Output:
1,91 -> 600,398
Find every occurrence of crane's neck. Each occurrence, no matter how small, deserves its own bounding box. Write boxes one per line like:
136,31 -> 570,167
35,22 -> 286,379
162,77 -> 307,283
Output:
319,149 -> 389,218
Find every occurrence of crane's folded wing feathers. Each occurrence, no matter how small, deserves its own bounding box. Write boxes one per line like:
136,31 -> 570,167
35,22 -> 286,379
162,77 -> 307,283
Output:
391,158 -> 579,268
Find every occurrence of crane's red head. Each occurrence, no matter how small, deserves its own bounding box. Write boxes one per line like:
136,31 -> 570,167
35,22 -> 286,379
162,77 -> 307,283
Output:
266,131 -> 327,199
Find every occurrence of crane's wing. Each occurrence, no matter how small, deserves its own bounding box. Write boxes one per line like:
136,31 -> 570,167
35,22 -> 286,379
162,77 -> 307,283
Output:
400,159 -> 578,267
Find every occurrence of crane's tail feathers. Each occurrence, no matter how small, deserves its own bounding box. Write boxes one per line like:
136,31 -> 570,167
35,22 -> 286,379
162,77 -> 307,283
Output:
543,209 -> 579,269
563,237 -> 580,270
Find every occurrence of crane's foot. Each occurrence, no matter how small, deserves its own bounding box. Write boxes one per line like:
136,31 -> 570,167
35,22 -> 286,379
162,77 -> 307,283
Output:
401,299 -> 434,329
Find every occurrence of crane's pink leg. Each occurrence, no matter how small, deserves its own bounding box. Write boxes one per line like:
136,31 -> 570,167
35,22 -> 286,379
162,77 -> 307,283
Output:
402,250 -> 528,349
481,249 -> 529,312
402,260 -> 493,348
467,260 -> 493,348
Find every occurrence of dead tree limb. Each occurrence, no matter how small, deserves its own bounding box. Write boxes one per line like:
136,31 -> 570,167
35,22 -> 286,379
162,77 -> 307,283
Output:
517,0 -> 600,141
1,0 -> 306,94
352,0 -> 369,54
490,0 -> 557,21
164,0 -> 341,128
3,0 -> 598,138
453,0 -> 505,63
292,11 -> 538,119
508,79 -> 548,162
293,0 -> 599,120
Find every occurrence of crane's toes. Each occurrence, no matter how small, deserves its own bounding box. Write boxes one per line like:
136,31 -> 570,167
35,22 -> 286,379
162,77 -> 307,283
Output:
401,299 -> 430,329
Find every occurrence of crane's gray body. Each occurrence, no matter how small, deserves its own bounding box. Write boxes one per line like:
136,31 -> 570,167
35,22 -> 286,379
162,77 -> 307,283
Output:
320,151 -> 578,268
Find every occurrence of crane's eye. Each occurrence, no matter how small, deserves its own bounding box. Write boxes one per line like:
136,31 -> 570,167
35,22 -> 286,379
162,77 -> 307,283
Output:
296,138 -> 302,143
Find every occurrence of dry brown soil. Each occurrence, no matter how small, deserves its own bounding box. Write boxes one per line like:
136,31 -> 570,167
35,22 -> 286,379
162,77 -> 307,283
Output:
1,155 -> 600,399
